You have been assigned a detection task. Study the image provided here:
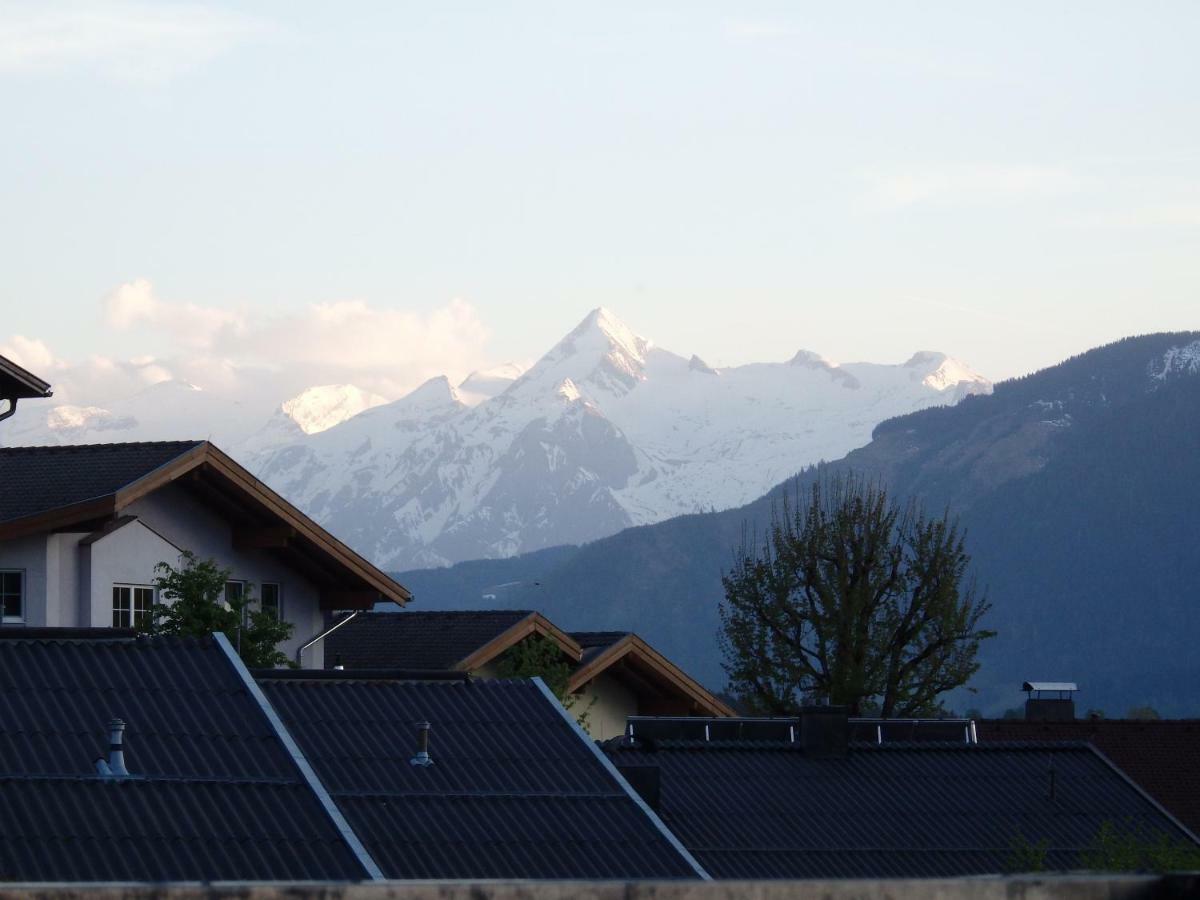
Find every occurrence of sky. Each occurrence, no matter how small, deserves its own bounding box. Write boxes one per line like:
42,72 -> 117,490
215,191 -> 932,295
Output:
2,1 -> 1198,407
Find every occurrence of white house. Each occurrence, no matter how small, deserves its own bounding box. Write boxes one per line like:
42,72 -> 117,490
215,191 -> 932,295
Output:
0,440 -> 411,666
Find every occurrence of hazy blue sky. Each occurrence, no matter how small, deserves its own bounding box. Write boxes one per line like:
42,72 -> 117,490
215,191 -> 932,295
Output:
2,1 -> 1198,404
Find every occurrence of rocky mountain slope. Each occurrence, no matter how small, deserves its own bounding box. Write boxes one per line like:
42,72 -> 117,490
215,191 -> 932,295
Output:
247,308 -> 990,569
398,332 -> 1200,717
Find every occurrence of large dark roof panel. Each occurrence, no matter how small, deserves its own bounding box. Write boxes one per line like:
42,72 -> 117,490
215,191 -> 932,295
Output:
978,718 -> 1200,837
325,610 -> 531,669
0,441 -> 201,524
0,779 -> 361,882
261,677 -> 701,880
604,740 -> 1199,879
0,632 -> 368,882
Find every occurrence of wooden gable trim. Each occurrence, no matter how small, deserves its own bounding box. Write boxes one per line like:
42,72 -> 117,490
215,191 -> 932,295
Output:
107,441 -> 411,606
455,612 -> 583,672
0,496 -> 118,541
567,633 -> 736,717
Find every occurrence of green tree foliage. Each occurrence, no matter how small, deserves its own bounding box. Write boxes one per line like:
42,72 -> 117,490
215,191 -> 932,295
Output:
1080,820 -> 1200,872
719,474 -> 994,716
146,550 -> 295,669
1005,830 -> 1049,873
496,633 -> 573,698
495,633 -> 597,731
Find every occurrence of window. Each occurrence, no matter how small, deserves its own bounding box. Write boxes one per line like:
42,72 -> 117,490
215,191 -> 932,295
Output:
260,582 -> 281,621
1,571 -> 23,624
224,580 -> 245,607
112,585 -> 154,629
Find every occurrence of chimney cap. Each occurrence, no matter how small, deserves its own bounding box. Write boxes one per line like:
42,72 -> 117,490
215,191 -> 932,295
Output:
1023,681 -> 1077,694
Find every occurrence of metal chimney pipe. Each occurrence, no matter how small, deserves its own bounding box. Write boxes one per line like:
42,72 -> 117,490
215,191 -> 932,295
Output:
108,718 -> 129,777
410,720 -> 433,767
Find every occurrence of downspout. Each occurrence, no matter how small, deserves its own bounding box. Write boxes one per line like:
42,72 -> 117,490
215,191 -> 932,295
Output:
295,610 -> 361,667
0,398 -> 16,423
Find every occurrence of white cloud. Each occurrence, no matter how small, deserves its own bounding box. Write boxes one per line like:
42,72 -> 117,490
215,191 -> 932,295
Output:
0,0 -> 272,81
864,164 -> 1083,210
104,278 -> 242,348
11,281 -> 494,408
0,335 -> 59,372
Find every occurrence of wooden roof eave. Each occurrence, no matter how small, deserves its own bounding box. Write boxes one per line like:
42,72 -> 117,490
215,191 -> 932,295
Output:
568,634 -> 735,717
0,355 -> 53,400
110,442 -> 411,606
455,612 -> 584,672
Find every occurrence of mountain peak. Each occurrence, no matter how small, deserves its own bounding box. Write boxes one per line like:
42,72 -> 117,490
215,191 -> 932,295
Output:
572,307 -> 649,361
515,307 -> 651,401
280,384 -> 388,435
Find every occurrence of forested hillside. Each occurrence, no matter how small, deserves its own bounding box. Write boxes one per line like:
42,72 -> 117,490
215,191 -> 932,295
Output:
399,333 -> 1200,716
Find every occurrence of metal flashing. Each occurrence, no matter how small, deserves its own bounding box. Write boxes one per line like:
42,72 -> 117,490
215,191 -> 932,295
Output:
212,632 -> 385,881
530,675 -> 711,880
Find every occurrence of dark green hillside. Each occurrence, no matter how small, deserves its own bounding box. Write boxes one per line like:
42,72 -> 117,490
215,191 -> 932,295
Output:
398,332 -> 1200,715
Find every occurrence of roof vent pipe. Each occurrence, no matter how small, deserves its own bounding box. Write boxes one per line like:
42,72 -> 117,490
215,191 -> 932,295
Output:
95,718 -> 129,777
410,720 -> 433,767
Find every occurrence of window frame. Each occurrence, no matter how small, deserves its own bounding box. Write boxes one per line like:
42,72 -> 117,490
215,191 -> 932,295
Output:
224,580 -> 246,608
1,569 -> 25,624
111,583 -> 155,630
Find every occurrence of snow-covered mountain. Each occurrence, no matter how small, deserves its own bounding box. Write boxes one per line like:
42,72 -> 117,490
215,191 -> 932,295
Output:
3,307 -> 990,568
248,308 -> 992,569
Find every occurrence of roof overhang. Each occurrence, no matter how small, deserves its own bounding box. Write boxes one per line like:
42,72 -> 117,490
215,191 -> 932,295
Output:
0,354 -> 52,401
455,612 -> 583,671
568,634 -> 735,717
0,441 -> 411,609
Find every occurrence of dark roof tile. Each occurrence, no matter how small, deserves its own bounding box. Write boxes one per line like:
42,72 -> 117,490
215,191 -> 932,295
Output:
325,610 -> 532,670
978,718 -> 1200,837
0,632 -> 368,882
261,677 -> 700,879
605,739 -> 1198,879
0,442 -> 202,524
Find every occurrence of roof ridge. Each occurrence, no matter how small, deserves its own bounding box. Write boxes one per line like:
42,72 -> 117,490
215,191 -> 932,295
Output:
0,440 -> 205,453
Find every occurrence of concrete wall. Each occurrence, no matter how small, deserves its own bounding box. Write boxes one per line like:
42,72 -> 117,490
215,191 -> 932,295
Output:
0,874 -> 1193,899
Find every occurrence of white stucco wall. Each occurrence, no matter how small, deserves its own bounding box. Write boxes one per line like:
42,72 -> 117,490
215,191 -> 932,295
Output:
83,521 -> 182,628
0,533 -> 47,626
572,672 -> 638,740
46,532 -> 85,628
124,484 -> 325,667
0,481 -> 327,666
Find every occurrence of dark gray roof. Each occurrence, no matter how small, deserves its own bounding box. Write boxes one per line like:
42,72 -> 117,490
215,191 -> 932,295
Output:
0,631 -> 369,882
570,630 -> 630,665
604,739 -> 1200,879
0,441 -> 201,524
325,610 -> 532,669
260,676 -> 701,879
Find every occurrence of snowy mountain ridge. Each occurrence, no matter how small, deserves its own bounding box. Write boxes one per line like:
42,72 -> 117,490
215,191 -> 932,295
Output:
247,307 -> 993,569
3,306 -> 997,570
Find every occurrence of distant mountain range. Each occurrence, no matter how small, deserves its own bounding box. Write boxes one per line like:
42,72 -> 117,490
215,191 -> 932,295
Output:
2,308 -> 992,571
398,332 -> 1200,717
